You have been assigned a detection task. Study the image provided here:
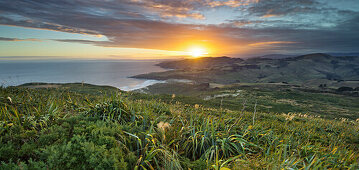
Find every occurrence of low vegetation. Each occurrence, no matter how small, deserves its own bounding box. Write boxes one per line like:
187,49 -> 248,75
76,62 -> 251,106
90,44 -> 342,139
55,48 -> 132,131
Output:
138,82 -> 359,120
1,84 -> 358,169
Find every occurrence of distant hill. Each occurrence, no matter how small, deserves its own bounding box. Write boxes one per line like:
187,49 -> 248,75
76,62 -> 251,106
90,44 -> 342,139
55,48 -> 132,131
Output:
133,53 -> 359,87
254,54 -> 296,59
156,56 -> 243,70
329,52 -> 359,56
252,53 -> 359,59
248,53 -> 359,59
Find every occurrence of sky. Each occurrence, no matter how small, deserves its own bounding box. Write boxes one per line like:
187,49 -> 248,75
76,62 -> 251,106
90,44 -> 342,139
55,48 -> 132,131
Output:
0,0 -> 358,60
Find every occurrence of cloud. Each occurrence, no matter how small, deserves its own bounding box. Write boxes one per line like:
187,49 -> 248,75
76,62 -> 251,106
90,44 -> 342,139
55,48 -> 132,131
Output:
0,37 -> 41,42
245,0 -> 319,17
135,0 -> 206,19
53,39 -> 107,44
0,16 -> 102,36
208,0 -> 259,8
0,0 -> 358,56
248,41 -> 298,47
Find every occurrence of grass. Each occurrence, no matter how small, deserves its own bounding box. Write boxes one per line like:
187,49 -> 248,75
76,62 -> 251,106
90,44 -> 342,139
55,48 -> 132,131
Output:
139,82 -> 359,120
0,84 -> 359,169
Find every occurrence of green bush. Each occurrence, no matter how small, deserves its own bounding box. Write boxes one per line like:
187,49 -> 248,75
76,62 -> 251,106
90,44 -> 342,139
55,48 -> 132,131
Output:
84,100 -> 137,123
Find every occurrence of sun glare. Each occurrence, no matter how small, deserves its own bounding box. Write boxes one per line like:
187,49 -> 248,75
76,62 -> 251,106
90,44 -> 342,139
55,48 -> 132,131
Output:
188,47 -> 208,58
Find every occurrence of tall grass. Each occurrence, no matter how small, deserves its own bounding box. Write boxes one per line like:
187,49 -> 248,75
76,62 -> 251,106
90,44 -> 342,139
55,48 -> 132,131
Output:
0,86 -> 358,169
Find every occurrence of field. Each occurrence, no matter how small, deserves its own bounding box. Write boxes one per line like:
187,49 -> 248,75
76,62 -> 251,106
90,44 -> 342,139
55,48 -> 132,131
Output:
1,83 -> 359,169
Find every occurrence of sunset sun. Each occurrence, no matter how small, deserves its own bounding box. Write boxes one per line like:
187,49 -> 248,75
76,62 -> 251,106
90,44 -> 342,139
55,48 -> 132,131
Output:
188,47 -> 208,58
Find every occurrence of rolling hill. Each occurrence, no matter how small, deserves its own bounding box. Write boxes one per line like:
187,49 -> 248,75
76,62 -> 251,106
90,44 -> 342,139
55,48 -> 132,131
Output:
133,53 -> 359,88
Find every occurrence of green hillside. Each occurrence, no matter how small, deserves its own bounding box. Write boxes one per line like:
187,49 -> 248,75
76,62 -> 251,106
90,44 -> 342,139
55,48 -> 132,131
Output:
1,84 -> 358,169
138,82 -> 359,120
133,54 -> 359,89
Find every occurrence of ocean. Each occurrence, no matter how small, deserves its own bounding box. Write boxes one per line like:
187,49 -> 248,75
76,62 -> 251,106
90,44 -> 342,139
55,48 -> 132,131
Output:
0,60 -> 167,91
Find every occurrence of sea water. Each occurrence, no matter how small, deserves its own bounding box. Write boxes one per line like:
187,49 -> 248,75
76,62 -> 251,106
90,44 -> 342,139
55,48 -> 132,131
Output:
0,60 -> 167,91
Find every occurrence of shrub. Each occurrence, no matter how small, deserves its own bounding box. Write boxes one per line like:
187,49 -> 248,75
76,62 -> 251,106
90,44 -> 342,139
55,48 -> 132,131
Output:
84,100 -> 137,123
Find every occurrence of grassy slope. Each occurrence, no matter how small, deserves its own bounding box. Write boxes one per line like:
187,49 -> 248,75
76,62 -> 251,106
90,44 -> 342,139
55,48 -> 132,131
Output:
0,84 -> 359,169
139,82 -> 359,120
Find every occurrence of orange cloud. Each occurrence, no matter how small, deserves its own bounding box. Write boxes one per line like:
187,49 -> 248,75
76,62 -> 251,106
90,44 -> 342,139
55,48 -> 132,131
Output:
249,41 -> 298,47
209,0 -> 259,8
140,1 -> 205,20
161,12 -> 205,20
261,14 -> 280,18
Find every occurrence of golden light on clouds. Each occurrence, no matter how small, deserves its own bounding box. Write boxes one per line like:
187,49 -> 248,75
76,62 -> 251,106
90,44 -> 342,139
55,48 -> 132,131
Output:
248,41 -> 298,47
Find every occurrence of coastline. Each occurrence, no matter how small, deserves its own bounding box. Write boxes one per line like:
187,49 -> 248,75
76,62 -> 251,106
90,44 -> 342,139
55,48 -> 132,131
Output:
14,79 -> 167,92
119,79 -> 166,91
0,61 -> 170,91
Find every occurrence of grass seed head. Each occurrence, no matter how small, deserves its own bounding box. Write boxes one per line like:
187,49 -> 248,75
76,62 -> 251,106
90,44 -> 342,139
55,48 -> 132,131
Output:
194,104 -> 199,109
7,96 -> 12,103
157,121 -> 171,131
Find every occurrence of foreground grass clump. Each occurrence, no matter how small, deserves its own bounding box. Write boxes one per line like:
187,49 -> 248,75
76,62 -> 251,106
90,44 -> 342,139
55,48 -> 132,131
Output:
1,86 -> 359,169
